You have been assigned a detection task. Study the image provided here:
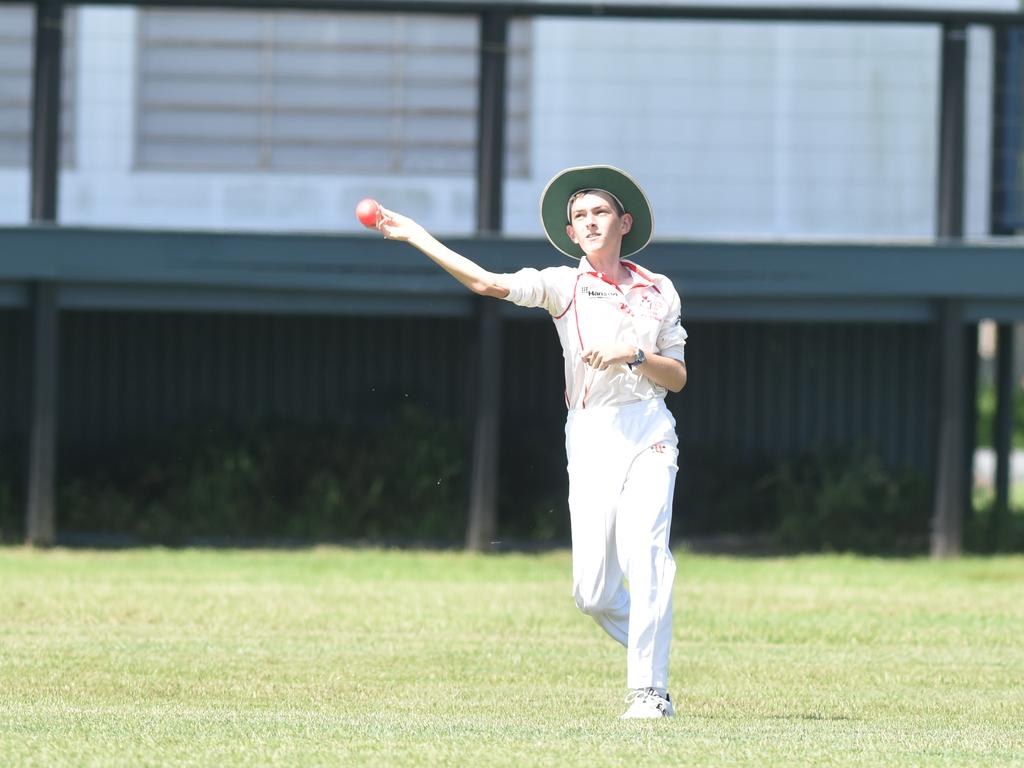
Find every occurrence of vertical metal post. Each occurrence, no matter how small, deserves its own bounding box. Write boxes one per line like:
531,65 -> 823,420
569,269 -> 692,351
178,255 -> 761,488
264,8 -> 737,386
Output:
465,12 -> 508,552
476,11 -> 507,236
31,0 -> 63,222
932,301 -> 966,558
930,23 -> 968,558
963,322 -> 979,523
937,22 -> 966,240
988,32 -> 1017,549
994,323 -> 1015,527
466,301 -> 502,551
26,284 -> 59,547
989,27 -> 1015,235
24,0 -> 64,546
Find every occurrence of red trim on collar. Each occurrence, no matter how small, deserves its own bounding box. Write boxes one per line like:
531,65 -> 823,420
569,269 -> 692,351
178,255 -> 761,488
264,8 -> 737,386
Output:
578,260 -> 659,294
621,260 -> 652,280
583,271 -> 627,294
621,261 -> 660,293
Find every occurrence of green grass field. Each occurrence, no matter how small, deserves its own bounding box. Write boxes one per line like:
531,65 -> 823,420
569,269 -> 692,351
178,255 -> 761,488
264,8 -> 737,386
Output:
1,548 -> 1022,767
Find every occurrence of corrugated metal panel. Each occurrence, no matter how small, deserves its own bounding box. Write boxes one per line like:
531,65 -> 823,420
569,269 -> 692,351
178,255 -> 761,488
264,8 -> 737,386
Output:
9,312 -> 938,496
502,319 -> 938,470
0,309 -> 30,455
57,311 -> 476,457
673,321 -> 938,472
500,319 -> 938,476
0,310 -> 947,542
496,317 -> 940,539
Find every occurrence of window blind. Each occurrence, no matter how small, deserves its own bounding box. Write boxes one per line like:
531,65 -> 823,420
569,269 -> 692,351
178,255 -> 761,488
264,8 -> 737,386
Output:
0,5 -> 76,168
136,9 -> 530,176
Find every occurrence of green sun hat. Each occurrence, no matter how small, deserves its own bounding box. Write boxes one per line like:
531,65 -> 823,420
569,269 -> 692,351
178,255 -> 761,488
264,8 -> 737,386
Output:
539,164 -> 654,260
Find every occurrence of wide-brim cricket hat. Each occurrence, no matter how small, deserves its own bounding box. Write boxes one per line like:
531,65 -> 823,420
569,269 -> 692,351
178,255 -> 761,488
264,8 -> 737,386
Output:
539,165 -> 654,260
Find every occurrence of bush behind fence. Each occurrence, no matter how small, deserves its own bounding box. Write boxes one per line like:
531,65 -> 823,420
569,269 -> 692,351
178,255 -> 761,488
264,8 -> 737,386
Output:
53,406 -> 469,545
6,406 -> 1012,553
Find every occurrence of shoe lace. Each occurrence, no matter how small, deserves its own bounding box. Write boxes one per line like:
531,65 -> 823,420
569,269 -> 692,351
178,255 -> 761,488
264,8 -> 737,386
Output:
624,688 -> 658,706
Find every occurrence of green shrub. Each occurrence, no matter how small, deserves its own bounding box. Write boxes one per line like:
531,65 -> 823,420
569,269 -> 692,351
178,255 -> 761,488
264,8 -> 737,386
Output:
292,405 -> 467,542
676,450 -> 777,537
497,426 -> 569,544
976,384 -> 1024,448
139,441 -> 272,543
0,446 -> 19,542
0,479 -> 14,542
766,449 -> 929,554
965,504 -> 1024,553
61,479 -> 136,535
47,417 -> 942,553
57,405 -> 468,545
60,428 -> 273,544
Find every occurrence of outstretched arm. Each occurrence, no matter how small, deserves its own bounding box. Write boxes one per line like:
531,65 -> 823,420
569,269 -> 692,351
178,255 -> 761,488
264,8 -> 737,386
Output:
376,207 -> 509,299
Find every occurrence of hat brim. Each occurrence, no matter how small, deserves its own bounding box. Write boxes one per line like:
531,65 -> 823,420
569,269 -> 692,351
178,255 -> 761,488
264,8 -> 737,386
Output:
539,165 -> 654,260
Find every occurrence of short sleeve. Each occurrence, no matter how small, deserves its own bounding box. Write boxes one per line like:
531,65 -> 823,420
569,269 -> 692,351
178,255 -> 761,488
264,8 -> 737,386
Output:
501,266 -> 575,316
656,285 -> 687,362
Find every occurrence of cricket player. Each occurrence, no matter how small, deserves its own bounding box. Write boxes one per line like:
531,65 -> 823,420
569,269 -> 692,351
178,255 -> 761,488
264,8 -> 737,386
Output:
375,165 -> 687,719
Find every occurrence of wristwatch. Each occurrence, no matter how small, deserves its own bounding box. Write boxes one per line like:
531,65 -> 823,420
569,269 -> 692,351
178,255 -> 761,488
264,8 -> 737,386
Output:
627,348 -> 646,369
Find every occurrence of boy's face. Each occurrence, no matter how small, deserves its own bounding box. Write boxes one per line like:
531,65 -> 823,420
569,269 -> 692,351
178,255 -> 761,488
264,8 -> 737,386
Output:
566,191 -> 633,260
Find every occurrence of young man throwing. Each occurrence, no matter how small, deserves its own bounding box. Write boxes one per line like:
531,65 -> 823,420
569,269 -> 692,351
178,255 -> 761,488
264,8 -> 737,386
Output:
374,165 -> 687,719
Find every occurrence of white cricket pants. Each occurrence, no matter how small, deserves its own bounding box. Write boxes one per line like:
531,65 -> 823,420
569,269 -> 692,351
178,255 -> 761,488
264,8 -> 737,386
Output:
565,397 -> 678,692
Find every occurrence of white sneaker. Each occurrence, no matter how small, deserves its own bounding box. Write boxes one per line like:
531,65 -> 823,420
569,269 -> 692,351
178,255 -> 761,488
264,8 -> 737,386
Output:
620,688 -> 676,719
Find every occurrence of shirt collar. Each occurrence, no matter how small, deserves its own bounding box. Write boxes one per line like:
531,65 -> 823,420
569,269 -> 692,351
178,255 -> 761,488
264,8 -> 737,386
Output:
578,255 -> 623,277
579,257 -> 656,291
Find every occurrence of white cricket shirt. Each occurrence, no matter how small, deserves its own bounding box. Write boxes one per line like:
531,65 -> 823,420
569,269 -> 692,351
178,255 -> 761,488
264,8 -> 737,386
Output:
502,257 -> 688,410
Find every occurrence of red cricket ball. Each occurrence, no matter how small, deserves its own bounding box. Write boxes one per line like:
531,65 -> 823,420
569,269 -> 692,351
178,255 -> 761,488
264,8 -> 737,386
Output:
355,198 -> 380,228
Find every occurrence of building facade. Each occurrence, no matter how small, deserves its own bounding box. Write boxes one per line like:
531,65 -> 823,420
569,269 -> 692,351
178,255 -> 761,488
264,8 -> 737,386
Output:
0,4 -> 1004,239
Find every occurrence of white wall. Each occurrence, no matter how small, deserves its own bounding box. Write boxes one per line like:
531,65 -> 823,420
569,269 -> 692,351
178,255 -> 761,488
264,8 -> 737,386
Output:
504,18 -> 991,240
965,25 -> 993,239
0,7 -> 999,240
52,7 -> 479,235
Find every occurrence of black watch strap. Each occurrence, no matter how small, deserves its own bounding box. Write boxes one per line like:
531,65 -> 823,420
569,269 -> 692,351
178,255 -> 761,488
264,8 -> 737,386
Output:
627,348 -> 646,369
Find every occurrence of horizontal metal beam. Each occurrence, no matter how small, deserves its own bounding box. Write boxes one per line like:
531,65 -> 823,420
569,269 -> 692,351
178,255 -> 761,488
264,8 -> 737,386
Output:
56,284 -> 473,317
43,291 -> 1024,323
0,286 -> 948,323
685,297 -> 936,323
4,227 -> 1024,292
964,300 -> 1024,323
3,228 -> 1024,321
4,0 -> 1024,26
0,284 -> 29,308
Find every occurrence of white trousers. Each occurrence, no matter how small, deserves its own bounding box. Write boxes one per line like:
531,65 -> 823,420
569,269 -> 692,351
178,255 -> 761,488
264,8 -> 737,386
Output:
565,398 -> 678,692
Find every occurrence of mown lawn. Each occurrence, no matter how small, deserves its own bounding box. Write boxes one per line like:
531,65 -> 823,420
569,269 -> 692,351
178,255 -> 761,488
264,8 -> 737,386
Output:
1,548 -> 1022,767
